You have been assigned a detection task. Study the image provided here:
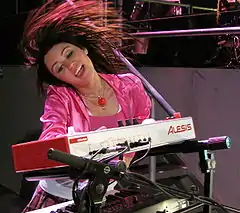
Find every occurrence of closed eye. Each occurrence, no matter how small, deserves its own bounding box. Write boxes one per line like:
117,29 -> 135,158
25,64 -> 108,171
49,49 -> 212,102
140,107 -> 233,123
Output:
66,51 -> 73,58
57,65 -> 64,73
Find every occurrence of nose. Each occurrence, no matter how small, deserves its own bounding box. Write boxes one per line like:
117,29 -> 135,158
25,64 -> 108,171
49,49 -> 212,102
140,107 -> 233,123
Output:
63,59 -> 76,72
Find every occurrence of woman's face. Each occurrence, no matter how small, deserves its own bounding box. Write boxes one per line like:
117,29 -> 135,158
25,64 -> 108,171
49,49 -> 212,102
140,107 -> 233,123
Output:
44,42 -> 97,88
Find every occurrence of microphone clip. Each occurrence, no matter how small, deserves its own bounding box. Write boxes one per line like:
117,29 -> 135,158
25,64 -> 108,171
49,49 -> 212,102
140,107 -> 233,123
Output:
76,175 -> 109,213
71,161 -> 126,213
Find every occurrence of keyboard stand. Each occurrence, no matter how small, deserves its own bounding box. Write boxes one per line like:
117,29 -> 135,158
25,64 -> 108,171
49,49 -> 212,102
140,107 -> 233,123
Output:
149,96 -> 157,182
198,150 -> 215,213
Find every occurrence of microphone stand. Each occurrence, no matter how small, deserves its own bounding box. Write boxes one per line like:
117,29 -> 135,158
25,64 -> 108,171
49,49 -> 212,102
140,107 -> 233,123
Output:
198,150 -> 215,213
47,149 -> 127,213
74,175 -> 109,213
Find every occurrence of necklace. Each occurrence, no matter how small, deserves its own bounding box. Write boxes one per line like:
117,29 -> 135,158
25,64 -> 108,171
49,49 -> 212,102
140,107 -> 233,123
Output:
97,96 -> 107,107
81,79 -> 107,109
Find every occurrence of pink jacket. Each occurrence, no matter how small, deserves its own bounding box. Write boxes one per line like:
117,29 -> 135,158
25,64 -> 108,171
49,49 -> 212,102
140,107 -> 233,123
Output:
39,73 -> 152,140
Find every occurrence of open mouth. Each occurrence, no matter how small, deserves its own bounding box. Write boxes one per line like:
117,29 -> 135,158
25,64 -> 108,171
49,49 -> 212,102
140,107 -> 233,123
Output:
74,65 -> 84,77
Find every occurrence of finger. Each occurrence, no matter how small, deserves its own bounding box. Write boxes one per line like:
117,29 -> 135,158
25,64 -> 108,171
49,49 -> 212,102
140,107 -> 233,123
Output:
97,126 -> 107,130
141,118 -> 157,125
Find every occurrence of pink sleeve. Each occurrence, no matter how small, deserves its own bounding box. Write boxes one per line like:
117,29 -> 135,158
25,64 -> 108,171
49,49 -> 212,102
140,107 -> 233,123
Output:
39,86 -> 69,140
129,74 -> 152,123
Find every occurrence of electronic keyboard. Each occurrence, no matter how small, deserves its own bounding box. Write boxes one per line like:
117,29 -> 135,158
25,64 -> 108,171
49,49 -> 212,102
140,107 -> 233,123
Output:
12,117 -> 196,173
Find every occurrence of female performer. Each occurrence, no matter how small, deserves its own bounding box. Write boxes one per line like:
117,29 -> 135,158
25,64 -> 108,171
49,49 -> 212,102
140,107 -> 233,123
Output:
20,0 -> 152,211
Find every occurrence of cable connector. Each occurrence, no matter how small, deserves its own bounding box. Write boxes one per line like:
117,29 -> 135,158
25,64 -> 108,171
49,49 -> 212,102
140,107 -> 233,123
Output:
89,145 -> 126,155
129,137 -> 151,148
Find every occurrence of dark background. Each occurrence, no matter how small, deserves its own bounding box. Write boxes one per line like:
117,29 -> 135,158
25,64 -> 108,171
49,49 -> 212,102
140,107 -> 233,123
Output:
0,0 -> 229,67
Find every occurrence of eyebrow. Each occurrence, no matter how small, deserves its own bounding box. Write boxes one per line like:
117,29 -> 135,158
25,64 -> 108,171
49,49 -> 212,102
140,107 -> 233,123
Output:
51,45 -> 71,72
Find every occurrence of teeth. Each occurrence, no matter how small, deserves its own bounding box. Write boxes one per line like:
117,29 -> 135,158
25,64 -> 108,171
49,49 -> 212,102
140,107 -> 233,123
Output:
75,65 -> 82,76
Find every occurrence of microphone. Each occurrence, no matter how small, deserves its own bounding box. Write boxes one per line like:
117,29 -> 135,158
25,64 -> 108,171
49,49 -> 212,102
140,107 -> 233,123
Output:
198,136 -> 231,150
148,136 -> 231,156
47,149 -> 125,180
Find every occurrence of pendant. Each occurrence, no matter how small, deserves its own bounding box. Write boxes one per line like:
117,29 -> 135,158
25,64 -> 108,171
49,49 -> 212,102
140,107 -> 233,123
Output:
98,96 -> 107,107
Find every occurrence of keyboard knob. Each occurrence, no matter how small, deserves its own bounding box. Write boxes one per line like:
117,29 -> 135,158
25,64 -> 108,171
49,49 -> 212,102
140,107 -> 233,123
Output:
125,119 -> 132,126
133,118 -> 139,125
117,120 -> 124,127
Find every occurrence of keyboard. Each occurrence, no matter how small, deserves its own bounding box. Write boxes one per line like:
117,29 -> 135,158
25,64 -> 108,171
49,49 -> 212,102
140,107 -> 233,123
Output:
12,117 -> 196,173
27,189 -> 170,213
27,201 -> 74,213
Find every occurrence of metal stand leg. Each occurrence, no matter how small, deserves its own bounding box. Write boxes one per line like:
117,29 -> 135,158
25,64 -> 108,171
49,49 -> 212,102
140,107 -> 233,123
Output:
149,96 -> 156,182
149,155 -> 156,182
204,168 -> 214,213
199,150 -> 216,213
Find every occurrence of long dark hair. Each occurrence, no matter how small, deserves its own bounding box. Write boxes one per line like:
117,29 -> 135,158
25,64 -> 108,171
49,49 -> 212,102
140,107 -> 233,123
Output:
20,0 -> 134,94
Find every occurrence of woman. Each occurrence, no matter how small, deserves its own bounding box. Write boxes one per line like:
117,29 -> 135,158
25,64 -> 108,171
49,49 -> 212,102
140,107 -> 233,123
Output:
20,0 -> 152,212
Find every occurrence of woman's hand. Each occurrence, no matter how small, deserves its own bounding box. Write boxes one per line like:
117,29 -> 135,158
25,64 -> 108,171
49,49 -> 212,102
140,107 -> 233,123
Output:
67,126 -> 107,135
96,126 -> 107,131
141,118 -> 157,124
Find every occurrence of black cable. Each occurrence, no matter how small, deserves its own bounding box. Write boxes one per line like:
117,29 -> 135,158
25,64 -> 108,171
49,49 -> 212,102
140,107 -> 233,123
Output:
71,146 -> 226,213
126,171 -> 173,198
71,158 -> 94,207
126,172 -> 229,213
90,148 -> 106,160
122,172 -> 189,199
158,184 -> 229,213
122,173 -> 172,195
70,167 -> 236,213
198,196 -> 229,213
71,168 -> 228,212
158,178 -> 226,212
100,146 -> 129,163
72,177 -> 83,205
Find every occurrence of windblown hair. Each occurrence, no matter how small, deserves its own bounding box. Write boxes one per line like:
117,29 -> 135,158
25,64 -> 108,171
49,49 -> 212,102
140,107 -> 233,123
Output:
20,0 -> 133,94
